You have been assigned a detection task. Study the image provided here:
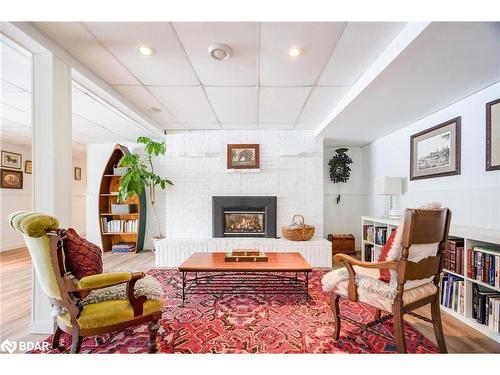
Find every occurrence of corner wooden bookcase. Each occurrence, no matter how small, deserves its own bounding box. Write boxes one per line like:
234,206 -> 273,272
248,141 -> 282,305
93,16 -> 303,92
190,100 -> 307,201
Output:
361,216 -> 500,343
99,144 -> 146,253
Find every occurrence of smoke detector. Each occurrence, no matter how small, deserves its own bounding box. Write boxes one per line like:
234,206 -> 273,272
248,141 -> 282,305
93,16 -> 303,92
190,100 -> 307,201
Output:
208,43 -> 232,61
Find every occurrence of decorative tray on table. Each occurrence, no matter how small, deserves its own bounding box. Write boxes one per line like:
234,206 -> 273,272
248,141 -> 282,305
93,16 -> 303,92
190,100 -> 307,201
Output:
224,249 -> 268,262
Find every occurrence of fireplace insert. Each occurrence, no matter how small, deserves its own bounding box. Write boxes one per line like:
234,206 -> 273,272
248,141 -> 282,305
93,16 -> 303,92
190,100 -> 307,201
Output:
212,196 -> 277,238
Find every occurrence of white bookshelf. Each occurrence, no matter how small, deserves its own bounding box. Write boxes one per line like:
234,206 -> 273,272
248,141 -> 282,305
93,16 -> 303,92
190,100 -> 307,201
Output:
361,216 -> 500,343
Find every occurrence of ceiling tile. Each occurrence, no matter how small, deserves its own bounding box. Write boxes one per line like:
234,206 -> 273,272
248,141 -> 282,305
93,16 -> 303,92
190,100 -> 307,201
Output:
1,103 -> 31,127
297,86 -> 350,125
113,85 -> 178,123
72,92 -> 136,128
1,40 -> 31,91
319,22 -> 406,86
35,22 -> 140,85
84,22 -> 198,86
1,92 -> 31,113
148,86 -> 217,123
260,22 -> 344,86
205,86 -> 257,123
259,87 -> 311,123
173,22 -> 259,85
72,114 -> 98,130
221,123 -> 258,130
258,123 -> 295,130
1,80 -> 26,93
107,126 -> 145,141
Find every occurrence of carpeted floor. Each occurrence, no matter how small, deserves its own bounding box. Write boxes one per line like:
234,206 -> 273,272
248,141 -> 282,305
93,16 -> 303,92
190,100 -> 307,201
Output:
32,269 -> 437,354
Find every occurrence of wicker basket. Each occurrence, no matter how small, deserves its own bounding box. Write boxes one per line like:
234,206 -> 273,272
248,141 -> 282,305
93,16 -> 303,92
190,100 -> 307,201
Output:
281,214 -> 315,241
113,165 -> 130,176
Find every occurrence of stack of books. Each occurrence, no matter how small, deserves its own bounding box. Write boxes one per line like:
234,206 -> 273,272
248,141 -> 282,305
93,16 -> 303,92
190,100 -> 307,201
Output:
101,218 -> 138,234
111,242 -> 136,253
365,244 -> 374,262
443,239 -> 464,275
440,274 -> 465,315
363,225 -> 375,243
472,284 -> 500,332
467,247 -> 500,288
374,227 -> 388,246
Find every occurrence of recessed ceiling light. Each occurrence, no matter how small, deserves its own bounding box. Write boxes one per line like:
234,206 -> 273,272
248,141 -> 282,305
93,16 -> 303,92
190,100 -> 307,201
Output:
208,43 -> 232,61
136,45 -> 155,56
147,107 -> 162,114
287,46 -> 303,57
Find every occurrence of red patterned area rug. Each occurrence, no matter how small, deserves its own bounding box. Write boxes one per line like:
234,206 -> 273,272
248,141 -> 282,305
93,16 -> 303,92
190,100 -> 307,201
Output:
32,269 -> 437,354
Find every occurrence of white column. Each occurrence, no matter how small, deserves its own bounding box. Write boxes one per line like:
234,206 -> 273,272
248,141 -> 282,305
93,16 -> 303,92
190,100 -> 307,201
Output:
30,52 -> 72,334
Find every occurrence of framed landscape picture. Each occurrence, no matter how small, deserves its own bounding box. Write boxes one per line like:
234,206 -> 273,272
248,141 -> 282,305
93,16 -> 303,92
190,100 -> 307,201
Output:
1,150 -> 22,169
486,98 -> 500,171
74,167 -> 82,181
227,144 -> 260,169
410,117 -> 461,180
1,168 -> 23,189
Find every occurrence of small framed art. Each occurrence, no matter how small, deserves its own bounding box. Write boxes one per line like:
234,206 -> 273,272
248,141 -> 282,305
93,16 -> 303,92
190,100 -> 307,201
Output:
25,160 -> 32,174
410,117 -> 461,180
486,98 -> 500,171
74,167 -> 82,181
1,151 -> 22,170
1,169 -> 23,189
227,144 -> 260,169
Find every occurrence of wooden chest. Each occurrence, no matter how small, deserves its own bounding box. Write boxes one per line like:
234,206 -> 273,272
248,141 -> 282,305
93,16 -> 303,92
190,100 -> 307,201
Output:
327,234 -> 356,256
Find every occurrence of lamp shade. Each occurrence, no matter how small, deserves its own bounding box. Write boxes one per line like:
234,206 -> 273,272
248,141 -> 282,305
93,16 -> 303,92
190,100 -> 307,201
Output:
383,177 -> 403,195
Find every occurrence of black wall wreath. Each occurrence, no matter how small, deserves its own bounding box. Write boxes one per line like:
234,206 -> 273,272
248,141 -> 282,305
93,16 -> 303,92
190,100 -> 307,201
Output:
328,148 -> 353,183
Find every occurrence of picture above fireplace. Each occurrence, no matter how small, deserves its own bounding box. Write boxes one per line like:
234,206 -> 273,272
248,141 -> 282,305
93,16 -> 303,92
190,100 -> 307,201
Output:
212,196 -> 277,238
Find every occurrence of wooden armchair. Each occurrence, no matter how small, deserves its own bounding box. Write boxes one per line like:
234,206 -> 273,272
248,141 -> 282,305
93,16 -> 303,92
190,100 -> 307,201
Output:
9,211 -> 163,353
330,208 -> 451,353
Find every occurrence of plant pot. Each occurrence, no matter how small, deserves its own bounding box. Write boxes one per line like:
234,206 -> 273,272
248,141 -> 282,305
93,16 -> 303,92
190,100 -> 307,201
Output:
152,236 -> 165,254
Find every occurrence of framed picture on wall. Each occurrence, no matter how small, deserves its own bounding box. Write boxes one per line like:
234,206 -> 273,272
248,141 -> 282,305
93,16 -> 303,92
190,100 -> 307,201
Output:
1,168 -> 23,189
1,150 -> 22,169
486,98 -> 500,171
410,117 -> 461,180
227,144 -> 260,169
74,167 -> 82,181
25,160 -> 32,174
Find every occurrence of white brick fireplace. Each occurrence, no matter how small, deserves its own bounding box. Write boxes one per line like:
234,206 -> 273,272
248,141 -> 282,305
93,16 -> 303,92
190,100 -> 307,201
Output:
153,130 -> 331,267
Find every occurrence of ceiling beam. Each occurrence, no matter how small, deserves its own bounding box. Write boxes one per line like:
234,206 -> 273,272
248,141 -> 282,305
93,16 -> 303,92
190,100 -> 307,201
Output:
314,22 -> 430,138
4,21 -> 164,138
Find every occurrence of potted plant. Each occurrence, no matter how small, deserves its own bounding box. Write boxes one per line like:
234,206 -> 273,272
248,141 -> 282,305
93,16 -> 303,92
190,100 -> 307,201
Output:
117,136 -> 173,245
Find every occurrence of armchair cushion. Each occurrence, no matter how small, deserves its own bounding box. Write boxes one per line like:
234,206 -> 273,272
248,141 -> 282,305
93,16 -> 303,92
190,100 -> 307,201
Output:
330,274 -> 437,312
65,228 -> 103,297
77,272 -> 132,291
56,298 -> 164,329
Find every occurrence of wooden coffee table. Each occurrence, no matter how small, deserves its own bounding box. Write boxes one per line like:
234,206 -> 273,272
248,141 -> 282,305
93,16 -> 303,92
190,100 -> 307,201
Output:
178,252 -> 312,304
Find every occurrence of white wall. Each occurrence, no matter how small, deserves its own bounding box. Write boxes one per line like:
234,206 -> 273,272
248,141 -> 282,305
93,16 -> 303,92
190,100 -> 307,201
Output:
164,130 -> 324,238
86,131 -> 324,248
0,141 -> 87,251
323,145 -> 366,249
362,82 -> 500,231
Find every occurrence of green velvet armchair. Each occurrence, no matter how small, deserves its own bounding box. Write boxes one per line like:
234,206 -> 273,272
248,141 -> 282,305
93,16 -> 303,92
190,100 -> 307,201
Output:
8,211 -> 163,353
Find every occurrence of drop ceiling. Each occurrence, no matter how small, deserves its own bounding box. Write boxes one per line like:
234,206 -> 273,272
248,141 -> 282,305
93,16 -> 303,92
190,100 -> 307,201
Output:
32,21 -> 406,131
1,36 -> 155,152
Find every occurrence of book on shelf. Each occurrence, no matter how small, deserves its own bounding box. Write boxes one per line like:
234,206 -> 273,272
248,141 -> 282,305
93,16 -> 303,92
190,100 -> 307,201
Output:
111,242 -> 136,253
375,226 -> 388,246
365,244 -> 374,262
101,218 -> 138,234
472,283 -> 500,332
440,274 -> 464,315
363,225 -> 375,243
467,247 -> 500,288
443,239 -> 464,275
